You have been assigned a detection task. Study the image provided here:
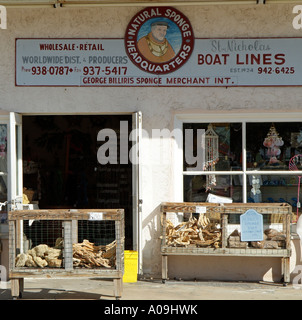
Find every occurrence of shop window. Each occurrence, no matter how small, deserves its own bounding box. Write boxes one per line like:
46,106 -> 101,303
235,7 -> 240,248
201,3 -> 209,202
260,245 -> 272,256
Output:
183,121 -> 302,211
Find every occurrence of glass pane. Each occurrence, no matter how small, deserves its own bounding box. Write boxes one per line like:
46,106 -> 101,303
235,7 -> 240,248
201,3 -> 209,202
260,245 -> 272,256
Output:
184,175 -> 243,203
16,125 -> 19,196
183,123 -> 242,171
246,122 -> 302,171
0,124 -> 7,223
247,174 -> 300,207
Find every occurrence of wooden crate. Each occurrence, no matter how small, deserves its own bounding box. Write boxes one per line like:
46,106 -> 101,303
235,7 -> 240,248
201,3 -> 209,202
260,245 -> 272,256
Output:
8,208 -> 124,299
160,202 -> 292,285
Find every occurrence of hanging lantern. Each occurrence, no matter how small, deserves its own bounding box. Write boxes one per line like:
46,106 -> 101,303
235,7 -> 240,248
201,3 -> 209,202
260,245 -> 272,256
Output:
205,124 -> 219,167
204,124 -> 219,190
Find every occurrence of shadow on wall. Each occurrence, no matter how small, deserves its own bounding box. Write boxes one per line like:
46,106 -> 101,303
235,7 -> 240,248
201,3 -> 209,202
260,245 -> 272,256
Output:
167,255 -> 283,282
291,237 -> 302,283
293,238 -> 301,262
142,204 -> 162,277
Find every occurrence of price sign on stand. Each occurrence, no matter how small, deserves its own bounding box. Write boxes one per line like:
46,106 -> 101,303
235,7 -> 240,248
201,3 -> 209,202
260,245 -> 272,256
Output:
195,206 -> 207,214
88,212 -> 104,221
240,209 -> 263,242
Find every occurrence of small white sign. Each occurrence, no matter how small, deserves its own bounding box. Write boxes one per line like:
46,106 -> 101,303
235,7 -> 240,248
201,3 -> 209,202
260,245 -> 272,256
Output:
240,209 -> 263,242
88,212 -> 104,220
196,206 -> 207,214
207,193 -> 233,204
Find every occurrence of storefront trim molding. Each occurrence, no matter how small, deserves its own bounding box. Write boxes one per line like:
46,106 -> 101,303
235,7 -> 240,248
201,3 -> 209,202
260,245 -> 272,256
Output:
174,111 -> 302,123
2,0 -> 302,8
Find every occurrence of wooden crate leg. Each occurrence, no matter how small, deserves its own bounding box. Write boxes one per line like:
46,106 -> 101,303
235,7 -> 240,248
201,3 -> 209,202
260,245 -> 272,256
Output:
162,255 -> 168,283
114,278 -> 123,300
282,257 -> 290,285
19,278 -> 24,298
11,278 -> 23,299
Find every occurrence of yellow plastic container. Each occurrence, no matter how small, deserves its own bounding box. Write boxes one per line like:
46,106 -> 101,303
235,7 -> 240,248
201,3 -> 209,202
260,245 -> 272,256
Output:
123,250 -> 138,283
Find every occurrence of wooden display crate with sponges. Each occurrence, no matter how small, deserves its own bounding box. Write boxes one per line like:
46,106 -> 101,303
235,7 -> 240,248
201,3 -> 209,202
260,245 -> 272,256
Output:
8,208 -> 124,299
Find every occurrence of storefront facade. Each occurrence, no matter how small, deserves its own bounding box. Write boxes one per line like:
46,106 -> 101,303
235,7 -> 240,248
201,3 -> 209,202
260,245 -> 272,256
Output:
1,0 -> 302,282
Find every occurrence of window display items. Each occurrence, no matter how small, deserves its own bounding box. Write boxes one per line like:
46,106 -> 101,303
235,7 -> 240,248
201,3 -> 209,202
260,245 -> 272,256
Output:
263,124 -> 284,165
0,125 -> 7,159
0,201 -> 7,223
0,124 -> 7,223
297,131 -> 302,146
289,154 -> 302,220
250,175 -> 262,203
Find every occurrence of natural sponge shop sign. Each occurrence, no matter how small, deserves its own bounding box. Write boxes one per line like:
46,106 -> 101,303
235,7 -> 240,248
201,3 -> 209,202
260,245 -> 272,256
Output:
124,7 -> 194,74
15,6 -> 302,87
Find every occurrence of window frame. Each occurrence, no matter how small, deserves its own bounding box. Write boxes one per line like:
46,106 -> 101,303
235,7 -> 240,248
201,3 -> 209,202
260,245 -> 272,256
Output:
173,111 -> 302,203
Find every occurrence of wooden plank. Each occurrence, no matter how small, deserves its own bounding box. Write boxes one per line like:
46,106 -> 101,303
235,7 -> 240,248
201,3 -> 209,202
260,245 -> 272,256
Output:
161,246 -> 291,257
10,278 -> 21,298
161,202 -> 292,208
9,221 -> 16,271
113,278 -> 123,299
71,220 -> 78,244
282,257 -> 290,283
285,213 -> 291,250
10,269 -> 122,278
161,202 -> 217,213
161,212 -> 167,247
221,214 -> 228,248
59,0 -> 210,3
16,220 -> 22,255
115,219 -> 124,272
8,209 -> 124,221
160,202 -> 292,215
162,255 -> 168,280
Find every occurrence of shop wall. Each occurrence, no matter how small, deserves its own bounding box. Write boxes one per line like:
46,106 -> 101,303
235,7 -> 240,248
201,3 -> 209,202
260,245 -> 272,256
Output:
1,4 -> 301,279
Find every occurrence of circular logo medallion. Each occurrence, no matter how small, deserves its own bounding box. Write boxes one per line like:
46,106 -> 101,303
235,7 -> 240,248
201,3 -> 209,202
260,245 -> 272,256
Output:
125,7 -> 194,75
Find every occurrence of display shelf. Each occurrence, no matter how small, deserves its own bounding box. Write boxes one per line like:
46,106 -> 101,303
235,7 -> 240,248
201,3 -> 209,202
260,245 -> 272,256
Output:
160,202 -> 292,285
9,208 -> 125,299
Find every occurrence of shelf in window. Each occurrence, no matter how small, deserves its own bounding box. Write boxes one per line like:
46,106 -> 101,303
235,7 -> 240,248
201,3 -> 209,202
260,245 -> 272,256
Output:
261,184 -> 298,187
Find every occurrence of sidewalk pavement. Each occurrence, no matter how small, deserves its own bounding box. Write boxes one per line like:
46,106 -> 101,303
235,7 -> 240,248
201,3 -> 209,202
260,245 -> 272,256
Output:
1,277 -> 302,300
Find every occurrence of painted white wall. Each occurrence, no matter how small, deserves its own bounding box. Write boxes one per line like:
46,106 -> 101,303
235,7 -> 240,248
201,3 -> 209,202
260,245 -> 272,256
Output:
1,4 -> 301,280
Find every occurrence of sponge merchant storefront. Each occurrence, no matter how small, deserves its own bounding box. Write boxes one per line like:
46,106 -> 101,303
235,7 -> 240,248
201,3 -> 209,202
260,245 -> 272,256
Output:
1,0 -> 302,284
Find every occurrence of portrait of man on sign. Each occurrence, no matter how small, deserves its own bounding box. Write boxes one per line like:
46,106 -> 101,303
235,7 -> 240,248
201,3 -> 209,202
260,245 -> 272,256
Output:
137,20 -> 177,63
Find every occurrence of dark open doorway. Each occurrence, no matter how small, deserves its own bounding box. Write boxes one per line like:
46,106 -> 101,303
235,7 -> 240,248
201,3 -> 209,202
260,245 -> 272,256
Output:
22,115 -> 133,249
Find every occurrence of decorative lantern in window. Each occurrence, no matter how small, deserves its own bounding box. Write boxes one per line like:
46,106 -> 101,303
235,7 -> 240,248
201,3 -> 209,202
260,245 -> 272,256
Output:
205,124 -> 219,190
